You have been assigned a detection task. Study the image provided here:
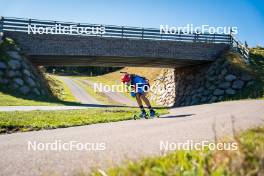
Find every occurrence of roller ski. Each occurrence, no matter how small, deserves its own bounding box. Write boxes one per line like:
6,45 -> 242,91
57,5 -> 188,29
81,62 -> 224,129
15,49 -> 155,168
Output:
133,110 -> 159,120
150,109 -> 160,118
133,111 -> 148,120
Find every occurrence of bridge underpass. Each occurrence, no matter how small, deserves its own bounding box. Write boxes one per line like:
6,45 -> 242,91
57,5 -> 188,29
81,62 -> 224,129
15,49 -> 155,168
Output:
0,17 -> 251,107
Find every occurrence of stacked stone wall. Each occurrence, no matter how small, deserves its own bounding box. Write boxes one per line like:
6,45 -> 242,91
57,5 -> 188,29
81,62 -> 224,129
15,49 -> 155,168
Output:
150,54 -> 254,106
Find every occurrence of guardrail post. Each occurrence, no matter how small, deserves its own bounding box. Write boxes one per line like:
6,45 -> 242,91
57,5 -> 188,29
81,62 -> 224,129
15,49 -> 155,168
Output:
100,24 -> 103,37
28,18 -> 32,33
229,34 -> 233,46
194,32 -> 197,43
229,29 -> 234,46
141,28 -> 144,39
0,16 -> 3,41
121,26 -> 124,38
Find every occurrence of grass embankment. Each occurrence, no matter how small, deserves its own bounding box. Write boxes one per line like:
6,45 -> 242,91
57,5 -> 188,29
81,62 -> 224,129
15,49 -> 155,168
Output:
0,107 -> 168,134
249,47 -> 264,99
79,67 -> 161,87
225,48 -> 264,100
90,126 -> 264,176
47,74 -> 76,102
0,73 -> 78,106
83,67 -> 162,86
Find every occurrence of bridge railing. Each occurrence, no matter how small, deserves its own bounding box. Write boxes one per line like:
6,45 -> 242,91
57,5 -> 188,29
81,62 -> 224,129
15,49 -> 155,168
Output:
0,16 -> 250,62
230,34 -> 250,62
0,16 -> 231,43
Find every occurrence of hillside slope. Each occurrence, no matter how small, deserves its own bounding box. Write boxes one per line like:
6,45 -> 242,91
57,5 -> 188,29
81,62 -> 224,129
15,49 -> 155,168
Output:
82,67 -> 162,85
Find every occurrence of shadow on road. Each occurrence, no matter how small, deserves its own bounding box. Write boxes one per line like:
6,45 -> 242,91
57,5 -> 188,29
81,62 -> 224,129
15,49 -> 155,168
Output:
75,103 -> 169,110
77,103 -> 137,108
160,114 -> 195,118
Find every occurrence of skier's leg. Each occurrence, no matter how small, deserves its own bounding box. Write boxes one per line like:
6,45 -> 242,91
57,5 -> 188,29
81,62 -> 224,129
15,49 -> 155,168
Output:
140,93 -> 151,107
135,93 -> 143,106
140,93 -> 156,117
136,93 -> 146,118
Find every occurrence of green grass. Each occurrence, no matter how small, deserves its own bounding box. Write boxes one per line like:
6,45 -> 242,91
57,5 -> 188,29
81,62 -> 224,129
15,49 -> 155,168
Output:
51,75 -> 77,102
0,107 -> 168,134
0,92 -> 62,106
78,67 -> 162,86
248,47 -> 264,99
0,108 -> 136,133
90,126 -> 264,176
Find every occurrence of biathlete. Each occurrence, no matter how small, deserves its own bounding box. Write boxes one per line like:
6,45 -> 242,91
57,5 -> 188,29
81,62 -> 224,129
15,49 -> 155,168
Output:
121,72 -> 157,118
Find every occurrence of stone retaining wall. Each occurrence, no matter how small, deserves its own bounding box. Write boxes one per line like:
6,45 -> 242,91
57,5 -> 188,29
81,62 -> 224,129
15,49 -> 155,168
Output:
0,49 -> 48,97
150,53 -> 255,106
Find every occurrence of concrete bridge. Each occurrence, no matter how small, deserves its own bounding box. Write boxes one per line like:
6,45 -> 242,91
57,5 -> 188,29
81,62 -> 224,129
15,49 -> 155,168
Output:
1,17 -> 235,68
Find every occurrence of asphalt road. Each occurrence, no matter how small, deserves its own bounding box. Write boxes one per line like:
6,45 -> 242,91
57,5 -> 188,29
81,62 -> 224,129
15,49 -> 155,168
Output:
0,100 -> 263,176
